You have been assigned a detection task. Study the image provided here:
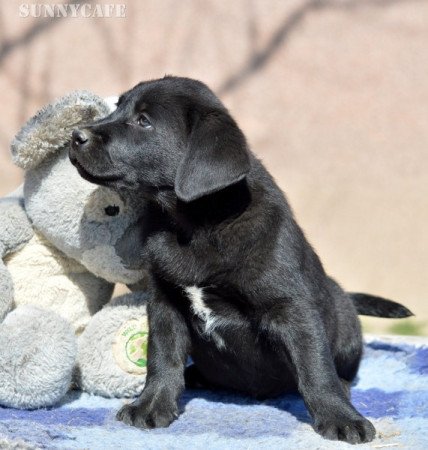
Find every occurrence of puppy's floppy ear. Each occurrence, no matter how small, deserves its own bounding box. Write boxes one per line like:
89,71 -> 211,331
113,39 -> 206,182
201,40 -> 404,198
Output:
175,109 -> 251,202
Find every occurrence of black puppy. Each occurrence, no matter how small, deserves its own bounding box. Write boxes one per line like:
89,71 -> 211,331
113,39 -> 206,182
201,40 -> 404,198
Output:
69,76 -> 412,444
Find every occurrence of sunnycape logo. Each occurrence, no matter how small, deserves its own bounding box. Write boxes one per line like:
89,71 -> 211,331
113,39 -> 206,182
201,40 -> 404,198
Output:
19,3 -> 126,18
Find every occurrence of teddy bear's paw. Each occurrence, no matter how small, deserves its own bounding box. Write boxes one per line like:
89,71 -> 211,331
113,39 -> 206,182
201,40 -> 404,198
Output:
76,292 -> 149,398
0,305 -> 77,409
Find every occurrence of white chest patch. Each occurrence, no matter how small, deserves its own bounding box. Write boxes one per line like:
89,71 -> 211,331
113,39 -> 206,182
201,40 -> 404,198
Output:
184,285 -> 226,349
184,286 -> 213,325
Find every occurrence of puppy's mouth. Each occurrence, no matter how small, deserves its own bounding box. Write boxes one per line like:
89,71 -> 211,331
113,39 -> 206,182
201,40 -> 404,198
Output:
70,155 -> 123,186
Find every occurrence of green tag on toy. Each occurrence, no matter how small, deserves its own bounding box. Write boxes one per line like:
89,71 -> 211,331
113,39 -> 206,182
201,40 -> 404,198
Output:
113,318 -> 149,375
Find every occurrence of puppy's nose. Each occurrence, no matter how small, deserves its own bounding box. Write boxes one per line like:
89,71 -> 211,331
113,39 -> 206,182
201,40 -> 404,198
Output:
72,129 -> 89,149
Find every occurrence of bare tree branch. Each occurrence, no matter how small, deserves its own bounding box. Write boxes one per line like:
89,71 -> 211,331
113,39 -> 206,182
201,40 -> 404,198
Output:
218,0 -> 425,95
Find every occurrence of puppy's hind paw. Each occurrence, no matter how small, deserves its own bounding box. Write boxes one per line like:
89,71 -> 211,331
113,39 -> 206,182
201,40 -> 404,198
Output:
315,416 -> 376,444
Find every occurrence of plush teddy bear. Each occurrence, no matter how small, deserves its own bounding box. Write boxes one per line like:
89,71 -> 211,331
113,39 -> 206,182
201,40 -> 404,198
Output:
0,92 -> 150,409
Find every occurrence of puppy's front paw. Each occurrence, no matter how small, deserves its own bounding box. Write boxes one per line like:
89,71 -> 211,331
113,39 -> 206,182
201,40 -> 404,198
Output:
116,394 -> 179,429
315,416 -> 376,444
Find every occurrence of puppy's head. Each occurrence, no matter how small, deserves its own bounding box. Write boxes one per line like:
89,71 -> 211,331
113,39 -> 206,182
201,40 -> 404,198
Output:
69,76 -> 251,202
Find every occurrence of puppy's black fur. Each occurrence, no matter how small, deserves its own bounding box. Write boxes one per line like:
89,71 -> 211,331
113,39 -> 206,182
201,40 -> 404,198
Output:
70,77 -> 412,444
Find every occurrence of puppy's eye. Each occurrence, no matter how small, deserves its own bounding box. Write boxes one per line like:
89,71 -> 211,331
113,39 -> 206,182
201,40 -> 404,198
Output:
105,205 -> 120,216
137,113 -> 152,129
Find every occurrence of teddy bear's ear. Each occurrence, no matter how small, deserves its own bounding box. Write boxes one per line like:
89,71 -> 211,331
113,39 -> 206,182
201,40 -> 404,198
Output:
11,91 -> 111,170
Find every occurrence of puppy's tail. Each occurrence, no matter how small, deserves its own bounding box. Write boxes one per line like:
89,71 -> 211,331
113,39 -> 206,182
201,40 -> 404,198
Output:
350,293 -> 414,318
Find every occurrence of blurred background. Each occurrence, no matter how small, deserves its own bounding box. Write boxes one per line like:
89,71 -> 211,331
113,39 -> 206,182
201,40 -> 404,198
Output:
0,0 -> 427,334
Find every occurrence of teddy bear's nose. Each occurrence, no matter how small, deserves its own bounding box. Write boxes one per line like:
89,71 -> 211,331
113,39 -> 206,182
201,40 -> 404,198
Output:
72,129 -> 89,149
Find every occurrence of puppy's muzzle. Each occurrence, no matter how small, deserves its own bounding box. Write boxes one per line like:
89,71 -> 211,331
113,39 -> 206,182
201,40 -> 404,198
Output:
71,129 -> 90,152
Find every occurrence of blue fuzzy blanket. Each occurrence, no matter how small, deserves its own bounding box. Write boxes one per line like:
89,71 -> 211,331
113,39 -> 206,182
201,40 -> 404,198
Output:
1,338 -> 427,449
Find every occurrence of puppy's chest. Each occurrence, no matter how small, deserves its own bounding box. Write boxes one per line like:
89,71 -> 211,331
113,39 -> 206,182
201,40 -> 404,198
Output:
182,285 -> 237,350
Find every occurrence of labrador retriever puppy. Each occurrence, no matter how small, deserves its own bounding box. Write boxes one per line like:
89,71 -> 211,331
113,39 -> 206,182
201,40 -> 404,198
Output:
69,76 -> 412,444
